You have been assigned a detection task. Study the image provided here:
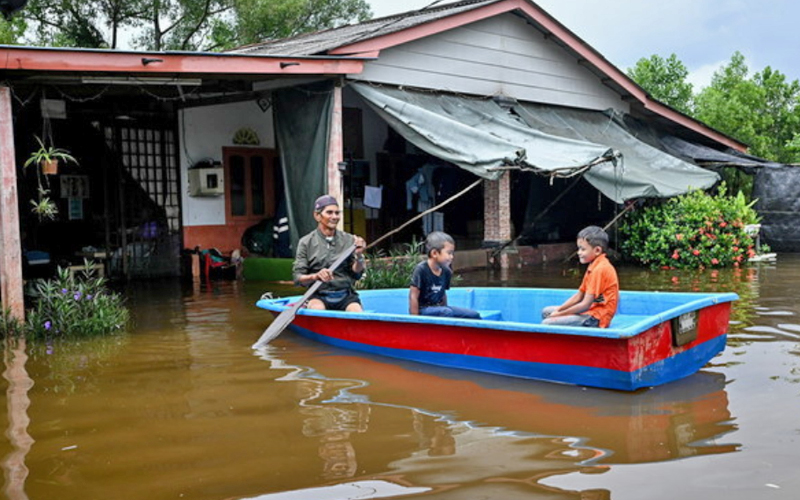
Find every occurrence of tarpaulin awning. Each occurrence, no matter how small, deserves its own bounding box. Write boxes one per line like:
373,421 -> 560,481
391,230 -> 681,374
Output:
513,103 -> 721,202
350,83 -> 616,181
351,83 -> 721,203
614,113 -> 781,171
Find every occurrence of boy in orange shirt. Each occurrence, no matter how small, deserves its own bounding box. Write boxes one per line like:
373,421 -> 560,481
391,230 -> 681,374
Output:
542,226 -> 618,328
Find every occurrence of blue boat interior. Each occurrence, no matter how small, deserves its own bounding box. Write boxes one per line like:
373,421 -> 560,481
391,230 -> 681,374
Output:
257,288 -> 739,339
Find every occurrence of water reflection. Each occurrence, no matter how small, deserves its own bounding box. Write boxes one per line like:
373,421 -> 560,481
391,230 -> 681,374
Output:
258,336 -> 740,498
2,338 -> 34,500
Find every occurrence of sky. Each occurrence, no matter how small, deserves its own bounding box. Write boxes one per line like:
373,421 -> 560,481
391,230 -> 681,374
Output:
367,0 -> 800,89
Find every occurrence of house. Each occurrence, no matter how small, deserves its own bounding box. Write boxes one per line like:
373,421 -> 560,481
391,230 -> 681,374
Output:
0,0 -> 767,317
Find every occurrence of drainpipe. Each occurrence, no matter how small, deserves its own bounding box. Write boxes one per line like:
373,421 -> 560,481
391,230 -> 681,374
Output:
0,86 -> 24,320
326,78 -> 344,230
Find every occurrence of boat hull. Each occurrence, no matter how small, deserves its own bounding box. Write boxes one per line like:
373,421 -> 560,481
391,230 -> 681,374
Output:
257,288 -> 737,391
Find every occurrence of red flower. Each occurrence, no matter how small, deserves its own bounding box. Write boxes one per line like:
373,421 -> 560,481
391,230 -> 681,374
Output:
719,221 -> 728,228
711,258 -> 719,265
672,252 -> 680,260
732,246 -> 739,252
692,249 -> 700,256
676,233 -> 684,241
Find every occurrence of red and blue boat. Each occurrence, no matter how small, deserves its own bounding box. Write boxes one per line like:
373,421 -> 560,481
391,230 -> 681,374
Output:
256,288 -> 738,391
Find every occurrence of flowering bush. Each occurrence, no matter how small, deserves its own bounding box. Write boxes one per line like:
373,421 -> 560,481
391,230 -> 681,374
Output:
619,185 -> 764,269
25,262 -> 129,339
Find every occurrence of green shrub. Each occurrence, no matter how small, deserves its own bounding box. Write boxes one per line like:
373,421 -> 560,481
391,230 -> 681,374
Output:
619,184 -> 764,269
357,238 -> 425,290
25,262 -> 130,339
0,309 -> 26,338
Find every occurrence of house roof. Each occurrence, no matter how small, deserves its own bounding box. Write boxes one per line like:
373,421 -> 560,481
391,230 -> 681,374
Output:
228,0 -> 500,57
230,0 -> 748,152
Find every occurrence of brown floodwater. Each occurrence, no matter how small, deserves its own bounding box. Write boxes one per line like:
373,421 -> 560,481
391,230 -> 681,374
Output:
2,254 -> 800,500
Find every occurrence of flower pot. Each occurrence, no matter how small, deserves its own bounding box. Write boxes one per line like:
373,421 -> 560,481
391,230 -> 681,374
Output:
40,159 -> 59,175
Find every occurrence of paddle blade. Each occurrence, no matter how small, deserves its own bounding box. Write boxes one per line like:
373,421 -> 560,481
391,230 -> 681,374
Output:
251,309 -> 295,349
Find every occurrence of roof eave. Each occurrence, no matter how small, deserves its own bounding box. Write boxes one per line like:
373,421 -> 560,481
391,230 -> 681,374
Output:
0,45 -> 369,76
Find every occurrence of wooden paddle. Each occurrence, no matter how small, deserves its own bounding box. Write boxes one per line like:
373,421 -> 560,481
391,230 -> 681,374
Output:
251,177 -> 484,349
251,244 -> 357,349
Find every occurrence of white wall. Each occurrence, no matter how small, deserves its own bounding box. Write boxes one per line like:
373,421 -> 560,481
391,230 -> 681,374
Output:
179,99 -> 275,226
343,86 -> 389,184
351,13 -> 628,113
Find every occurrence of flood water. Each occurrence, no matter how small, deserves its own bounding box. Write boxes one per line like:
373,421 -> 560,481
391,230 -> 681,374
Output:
3,255 -> 800,500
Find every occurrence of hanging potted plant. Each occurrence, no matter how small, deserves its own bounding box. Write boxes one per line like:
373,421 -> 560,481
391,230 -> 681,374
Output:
30,186 -> 58,221
23,135 -> 77,175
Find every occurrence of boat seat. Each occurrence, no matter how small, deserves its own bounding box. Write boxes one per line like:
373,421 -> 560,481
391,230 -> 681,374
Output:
609,314 -> 648,329
478,310 -> 503,321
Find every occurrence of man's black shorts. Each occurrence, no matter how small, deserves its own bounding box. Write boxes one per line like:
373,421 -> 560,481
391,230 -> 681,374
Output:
312,289 -> 362,311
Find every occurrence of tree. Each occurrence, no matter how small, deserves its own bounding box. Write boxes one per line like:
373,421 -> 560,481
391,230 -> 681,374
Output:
694,52 -> 800,164
0,14 -> 26,44
15,0 -> 371,51
627,53 -> 694,114
214,0 -> 372,51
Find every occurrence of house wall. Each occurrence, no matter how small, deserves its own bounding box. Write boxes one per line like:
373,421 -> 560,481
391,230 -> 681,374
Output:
352,13 -> 628,113
179,99 -> 275,252
343,87 -> 389,183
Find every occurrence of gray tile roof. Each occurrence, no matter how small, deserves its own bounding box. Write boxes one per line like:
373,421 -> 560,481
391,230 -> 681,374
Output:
228,0 -> 502,56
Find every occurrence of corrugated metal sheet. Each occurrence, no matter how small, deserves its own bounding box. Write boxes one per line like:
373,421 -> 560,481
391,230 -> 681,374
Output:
228,0 -> 501,56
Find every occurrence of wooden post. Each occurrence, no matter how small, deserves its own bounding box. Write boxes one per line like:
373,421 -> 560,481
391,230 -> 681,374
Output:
326,80 -> 344,229
0,86 -> 24,320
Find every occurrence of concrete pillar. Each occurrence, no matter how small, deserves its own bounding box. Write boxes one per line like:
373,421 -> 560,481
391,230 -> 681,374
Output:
483,172 -> 512,244
0,86 -> 24,320
326,80 -> 344,231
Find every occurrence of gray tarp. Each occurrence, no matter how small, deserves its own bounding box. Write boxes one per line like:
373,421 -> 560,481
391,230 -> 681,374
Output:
351,83 -> 615,181
753,165 -> 800,252
514,103 -> 720,202
352,83 -> 720,203
615,113 -> 780,171
274,81 -> 333,252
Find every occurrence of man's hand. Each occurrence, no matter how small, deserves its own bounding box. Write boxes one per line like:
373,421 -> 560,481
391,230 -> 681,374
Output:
354,236 -> 366,255
316,268 -> 334,282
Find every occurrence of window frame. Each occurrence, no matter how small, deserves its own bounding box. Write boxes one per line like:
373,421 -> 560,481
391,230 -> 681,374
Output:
222,146 -> 277,223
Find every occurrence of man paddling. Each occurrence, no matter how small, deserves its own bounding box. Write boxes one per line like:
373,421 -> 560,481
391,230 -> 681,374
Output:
292,195 -> 367,311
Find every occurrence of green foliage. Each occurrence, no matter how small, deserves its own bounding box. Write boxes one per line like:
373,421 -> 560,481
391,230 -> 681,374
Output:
629,51 -> 800,165
219,0 -> 372,50
25,263 -> 130,340
357,238 -> 424,290
23,135 -> 77,168
0,309 -> 26,338
694,52 -> 800,164
627,53 -> 694,114
620,184 -> 764,269
19,0 -> 372,51
0,13 -> 27,44
30,186 -> 58,220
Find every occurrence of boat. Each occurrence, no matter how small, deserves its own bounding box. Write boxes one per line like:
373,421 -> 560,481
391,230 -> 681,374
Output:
256,287 -> 738,391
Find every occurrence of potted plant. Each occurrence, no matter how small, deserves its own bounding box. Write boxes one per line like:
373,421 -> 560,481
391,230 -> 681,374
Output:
24,135 -> 77,175
30,187 -> 58,220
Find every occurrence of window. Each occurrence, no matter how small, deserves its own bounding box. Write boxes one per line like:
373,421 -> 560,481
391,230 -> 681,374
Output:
223,147 -> 276,221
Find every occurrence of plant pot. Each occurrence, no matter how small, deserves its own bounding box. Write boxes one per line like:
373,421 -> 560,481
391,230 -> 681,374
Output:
40,159 -> 59,175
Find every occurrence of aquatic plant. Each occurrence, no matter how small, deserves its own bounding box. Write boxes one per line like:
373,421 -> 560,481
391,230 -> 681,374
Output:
24,261 -> 130,339
619,183 -> 767,269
